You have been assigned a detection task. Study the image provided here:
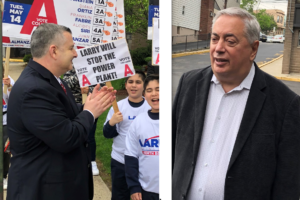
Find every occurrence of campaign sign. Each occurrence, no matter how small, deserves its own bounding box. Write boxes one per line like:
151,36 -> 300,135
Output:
72,38 -> 135,86
2,0 -> 117,46
152,18 -> 159,66
111,0 -> 125,40
147,5 -> 159,40
2,36 -> 31,48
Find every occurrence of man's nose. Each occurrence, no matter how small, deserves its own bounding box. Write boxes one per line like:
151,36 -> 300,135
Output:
73,49 -> 78,58
215,40 -> 225,53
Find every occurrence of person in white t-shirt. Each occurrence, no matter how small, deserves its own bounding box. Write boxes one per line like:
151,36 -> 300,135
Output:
125,75 -> 159,200
103,70 -> 150,200
3,75 -> 14,190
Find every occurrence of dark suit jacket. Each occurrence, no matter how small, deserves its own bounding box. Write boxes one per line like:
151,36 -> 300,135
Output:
172,63 -> 300,200
7,60 -> 94,200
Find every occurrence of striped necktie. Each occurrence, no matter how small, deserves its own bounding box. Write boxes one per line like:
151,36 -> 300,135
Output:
60,82 -> 67,94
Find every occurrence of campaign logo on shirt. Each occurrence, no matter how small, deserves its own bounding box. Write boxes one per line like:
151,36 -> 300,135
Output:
128,116 -> 136,120
139,135 -> 159,156
3,99 -> 7,109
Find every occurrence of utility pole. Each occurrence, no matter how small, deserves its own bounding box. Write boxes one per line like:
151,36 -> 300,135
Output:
224,0 -> 228,9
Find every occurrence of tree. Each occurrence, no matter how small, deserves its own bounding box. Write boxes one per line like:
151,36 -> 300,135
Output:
254,9 -> 277,33
240,0 -> 258,14
124,0 -> 149,37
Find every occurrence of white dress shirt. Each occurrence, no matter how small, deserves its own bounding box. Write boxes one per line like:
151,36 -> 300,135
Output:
187,64 -> 255,200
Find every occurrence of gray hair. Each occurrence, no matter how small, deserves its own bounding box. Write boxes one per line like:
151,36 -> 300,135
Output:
30,23 -> 72,58
212,7 -> 260,45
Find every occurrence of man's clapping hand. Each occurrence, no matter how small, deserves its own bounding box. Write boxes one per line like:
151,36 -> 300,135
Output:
84,85 -> 116,118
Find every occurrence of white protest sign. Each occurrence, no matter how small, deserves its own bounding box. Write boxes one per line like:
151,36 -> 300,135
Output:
152,18 -> 159,66
111,0 -> 125,41
72,38 -> 135,87
2,0 -> 117,46
3,37 -> 31,48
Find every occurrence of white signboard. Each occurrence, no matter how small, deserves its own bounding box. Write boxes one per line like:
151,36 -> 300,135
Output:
2,37 -> 30,48
72,38 -> 135,87
2,0 -> 118,46
112,0 -> 125,40
152,18 -> 159,66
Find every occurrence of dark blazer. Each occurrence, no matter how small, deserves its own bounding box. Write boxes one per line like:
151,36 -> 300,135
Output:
7,60 -> 94,200
172,63 -> 300,200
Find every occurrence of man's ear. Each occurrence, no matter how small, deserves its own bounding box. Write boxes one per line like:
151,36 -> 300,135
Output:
250,40 -> 259,61
49,45 -> 57,59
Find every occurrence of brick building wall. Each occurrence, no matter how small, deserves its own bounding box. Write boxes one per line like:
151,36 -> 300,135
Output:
199,0 -> 214,35
282,0 -> 300,73
127,33 -> 149,50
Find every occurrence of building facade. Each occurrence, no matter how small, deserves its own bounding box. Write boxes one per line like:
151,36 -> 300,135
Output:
172,0 -> 240,43
282,0 -> 300,73
265,9 -> 285,35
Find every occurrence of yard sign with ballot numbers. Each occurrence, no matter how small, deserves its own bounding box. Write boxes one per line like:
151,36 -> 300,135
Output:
152,18 -> 159,66
111,0 -> 125,40
2,0 -> 120,46
147,4 -> 159,40
72,38 -> 135,87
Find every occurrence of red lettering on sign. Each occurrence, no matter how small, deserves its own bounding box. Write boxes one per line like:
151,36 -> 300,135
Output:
82,74 -> 91,86
2,37 -> 10,43
20,0 -> 57,34
124,64 -> 133,77
155,53 -> 159,64
3,99 -> 6,106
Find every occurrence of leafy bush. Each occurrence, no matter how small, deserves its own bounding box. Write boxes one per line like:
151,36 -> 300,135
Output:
23,54 -> 32,63
130,45 -> 152,67
144,57 -> 152,63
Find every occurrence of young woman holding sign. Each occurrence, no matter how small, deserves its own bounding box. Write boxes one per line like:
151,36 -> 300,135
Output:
103,70 -> 150,200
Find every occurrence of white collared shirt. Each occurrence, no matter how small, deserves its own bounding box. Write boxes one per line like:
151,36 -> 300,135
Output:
187,64 -> 255,200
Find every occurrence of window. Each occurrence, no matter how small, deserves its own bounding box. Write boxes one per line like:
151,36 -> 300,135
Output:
182,6 -> 185,15
277,16 -> 280,23
177,26 -> 180,34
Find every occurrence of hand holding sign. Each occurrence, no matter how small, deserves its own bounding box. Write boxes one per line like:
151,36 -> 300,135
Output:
109,111 -> 123,126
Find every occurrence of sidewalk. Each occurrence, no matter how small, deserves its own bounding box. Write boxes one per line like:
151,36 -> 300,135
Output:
259,56 -> 300,82
4,62 -> 112,200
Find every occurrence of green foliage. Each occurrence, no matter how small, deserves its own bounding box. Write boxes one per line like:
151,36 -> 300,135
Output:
95,109 -> 113,174
111,78 -> 126,90
144,57 -> 152,63
130,45 -> 152,66
23,54 -> 32,63
254,9 -> 277,33
124,0 -> 149,37
240,0 -> 258,14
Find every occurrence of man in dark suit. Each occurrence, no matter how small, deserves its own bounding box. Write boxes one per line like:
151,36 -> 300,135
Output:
7,23 -> 116,200
172,7 -> 300,200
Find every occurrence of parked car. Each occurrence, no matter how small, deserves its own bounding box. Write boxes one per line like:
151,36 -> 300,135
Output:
267,36 -> 274,43
272,35 -> 284,43
260,32 -> 267,42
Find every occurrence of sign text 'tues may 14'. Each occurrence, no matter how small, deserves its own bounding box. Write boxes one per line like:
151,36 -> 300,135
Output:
2,0 -> 126,46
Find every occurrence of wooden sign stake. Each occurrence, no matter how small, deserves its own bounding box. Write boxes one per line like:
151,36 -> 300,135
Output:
3,47 -> 11,95
105,81 -> 119,113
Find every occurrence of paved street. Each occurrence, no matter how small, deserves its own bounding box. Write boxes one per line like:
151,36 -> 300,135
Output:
172,42 -> 285,99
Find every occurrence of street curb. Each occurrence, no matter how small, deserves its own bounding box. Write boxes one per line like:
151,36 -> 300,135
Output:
258,54 -> 283,68
3,58 -> 24,63
172,49 -> 210,58
273,76 -> 300,83
258,55 -> 300,82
